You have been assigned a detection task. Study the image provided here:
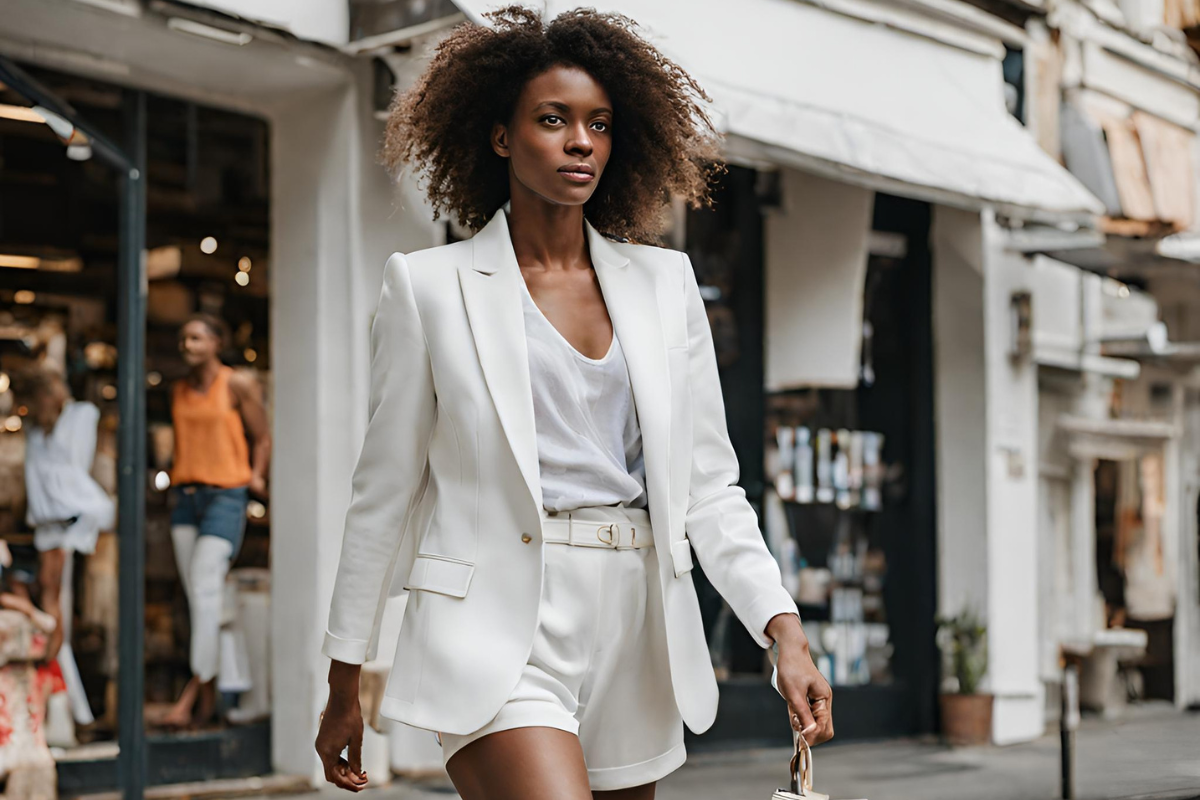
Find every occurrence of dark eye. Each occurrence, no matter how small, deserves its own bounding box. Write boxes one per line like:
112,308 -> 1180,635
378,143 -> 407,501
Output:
591,120 -> 609,132
542,114 -> 563,125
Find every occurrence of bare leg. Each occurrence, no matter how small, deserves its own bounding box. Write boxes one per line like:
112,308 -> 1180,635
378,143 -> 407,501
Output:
38,549 -> 66,661
161,677 -> 200,729
192,677 -> 218,728
446,727 -> 594,800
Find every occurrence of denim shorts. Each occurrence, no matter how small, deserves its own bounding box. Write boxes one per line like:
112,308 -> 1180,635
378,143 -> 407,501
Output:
169,484 -> 250,557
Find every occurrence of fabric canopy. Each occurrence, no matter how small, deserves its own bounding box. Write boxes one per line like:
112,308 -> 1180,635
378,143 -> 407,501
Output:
452,0 -> 1105,219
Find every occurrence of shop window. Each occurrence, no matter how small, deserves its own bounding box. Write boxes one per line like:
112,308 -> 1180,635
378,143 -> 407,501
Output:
686,180 -> 937,739
0,62 -> 272,778
1003,46 -> 1025,124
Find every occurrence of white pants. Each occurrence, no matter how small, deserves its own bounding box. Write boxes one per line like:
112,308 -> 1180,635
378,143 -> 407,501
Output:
170,526 -> 233,683
438,505 -> 686,791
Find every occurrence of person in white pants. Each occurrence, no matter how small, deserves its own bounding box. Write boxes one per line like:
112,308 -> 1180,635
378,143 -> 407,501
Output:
22,368 -> 115,737
164,315 -> 269,729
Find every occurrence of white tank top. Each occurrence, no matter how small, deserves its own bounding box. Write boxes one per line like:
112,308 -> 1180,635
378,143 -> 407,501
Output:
519,275 -> 648,513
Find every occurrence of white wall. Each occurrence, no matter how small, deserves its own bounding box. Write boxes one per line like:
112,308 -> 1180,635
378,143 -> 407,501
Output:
933,207 -> 1044,744
1030,259 -> 1100,695
187,0 -> 349,46
1029,256 -> 1085,356
1180,393 -> 1200,707
270,83 -> 368,780
932,207 -> 989,621
1035,382 -> 1077,683
269,58 -> 441,779
981,214 -> 1044,744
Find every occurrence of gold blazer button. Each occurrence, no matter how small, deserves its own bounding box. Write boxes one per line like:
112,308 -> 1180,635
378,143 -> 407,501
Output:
520,533 -> 532,544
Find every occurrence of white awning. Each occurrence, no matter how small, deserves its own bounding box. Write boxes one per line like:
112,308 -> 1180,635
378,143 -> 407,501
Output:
453,0 -> 1105,220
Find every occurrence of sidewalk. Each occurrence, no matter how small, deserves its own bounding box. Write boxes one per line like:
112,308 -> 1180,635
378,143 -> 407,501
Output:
290,704 -> 1200,800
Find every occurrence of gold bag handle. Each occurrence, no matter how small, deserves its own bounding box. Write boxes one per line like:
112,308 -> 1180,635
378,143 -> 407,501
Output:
788,727 -> 814,796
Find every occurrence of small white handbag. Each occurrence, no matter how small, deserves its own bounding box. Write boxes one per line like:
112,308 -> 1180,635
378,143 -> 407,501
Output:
768,647 -> 864,800
773,727 -> 868,800
772,728 -> 829,800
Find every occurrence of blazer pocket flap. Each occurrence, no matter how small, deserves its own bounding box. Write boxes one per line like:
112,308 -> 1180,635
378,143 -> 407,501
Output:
670,538 -> 694,578
403,555 -> 475,598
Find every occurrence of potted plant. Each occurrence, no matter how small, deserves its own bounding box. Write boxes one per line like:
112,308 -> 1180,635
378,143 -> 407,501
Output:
936,608 -> 992,746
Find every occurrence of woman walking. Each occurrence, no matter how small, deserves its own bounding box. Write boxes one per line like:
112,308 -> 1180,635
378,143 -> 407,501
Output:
164,314 -> 270,728
316,7 -> 833,797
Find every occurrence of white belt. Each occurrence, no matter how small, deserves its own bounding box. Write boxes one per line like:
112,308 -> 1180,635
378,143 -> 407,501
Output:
540,506 -> 654,550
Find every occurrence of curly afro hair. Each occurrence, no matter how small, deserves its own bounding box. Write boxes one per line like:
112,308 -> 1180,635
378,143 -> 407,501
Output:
382,5 -> 725,243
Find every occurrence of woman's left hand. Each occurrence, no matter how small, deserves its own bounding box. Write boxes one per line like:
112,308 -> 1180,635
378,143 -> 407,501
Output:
768,614 -> 834,746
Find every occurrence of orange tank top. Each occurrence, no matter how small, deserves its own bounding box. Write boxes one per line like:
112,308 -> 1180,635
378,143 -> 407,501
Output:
170,365 -> 253,489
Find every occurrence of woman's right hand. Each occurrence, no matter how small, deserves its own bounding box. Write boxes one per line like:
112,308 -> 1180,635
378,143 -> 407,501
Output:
315,662 -> 368,792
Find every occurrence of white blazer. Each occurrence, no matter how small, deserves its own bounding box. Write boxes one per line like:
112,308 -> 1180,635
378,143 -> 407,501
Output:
322,207 -> 799,736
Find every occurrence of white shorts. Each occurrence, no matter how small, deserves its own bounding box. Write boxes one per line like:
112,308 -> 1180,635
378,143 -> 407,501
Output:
438,506 -> 687,791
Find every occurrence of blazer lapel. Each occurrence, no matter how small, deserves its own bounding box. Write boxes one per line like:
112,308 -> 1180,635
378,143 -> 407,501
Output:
460,210 -> 544,513
460,208 -> 673,540
587,222 -> 674,547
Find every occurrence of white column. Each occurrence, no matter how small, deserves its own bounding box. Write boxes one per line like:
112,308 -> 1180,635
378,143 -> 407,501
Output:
267,64 -> 440,779
932,207 -> 989,620
981,212 -> 1044,744
269,84 -> 361,781
1167,381 -> 1195,709
933,207 -> 1044,744
1069,457 -> 1098,640
1179,398 -> 1200,707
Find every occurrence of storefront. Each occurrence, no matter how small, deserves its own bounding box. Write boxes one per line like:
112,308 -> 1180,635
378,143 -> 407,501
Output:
672,169 -> 940,745
0,53 -> 277,791
1029,257 -> 1200,717
1,0 -> 1118,791
1013,0 -> 1200,718
0,0 -> 452,791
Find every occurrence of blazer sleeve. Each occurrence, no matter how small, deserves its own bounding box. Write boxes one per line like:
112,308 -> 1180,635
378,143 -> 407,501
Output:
680,251 -> 800,649
322,252 -> 437,665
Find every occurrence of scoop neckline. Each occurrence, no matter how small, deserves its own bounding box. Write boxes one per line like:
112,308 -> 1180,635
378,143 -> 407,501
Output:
519,275 -> 617,365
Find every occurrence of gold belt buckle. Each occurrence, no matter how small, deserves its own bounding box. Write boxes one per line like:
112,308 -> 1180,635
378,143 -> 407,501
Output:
596,523 -> 616,547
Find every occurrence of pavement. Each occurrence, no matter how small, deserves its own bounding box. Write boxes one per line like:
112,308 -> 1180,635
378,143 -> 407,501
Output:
284,703 -> 1200,800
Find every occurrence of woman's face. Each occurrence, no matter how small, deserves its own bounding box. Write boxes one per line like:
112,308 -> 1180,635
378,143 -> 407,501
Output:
493,64 -> 613,208
179,321 -> 220,368
31,380 -> 66,430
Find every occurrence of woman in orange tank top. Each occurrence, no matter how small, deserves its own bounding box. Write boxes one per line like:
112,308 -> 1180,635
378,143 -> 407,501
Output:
163,313 -> 271,729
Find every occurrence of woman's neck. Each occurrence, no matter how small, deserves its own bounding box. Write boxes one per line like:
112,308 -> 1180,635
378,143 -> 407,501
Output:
37,401 -> 65,434
187,360 -> 222,390
505,196 -> 590,274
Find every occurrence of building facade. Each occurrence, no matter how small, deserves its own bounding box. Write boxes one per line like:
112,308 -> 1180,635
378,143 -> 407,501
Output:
5,0 -> 1198,790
